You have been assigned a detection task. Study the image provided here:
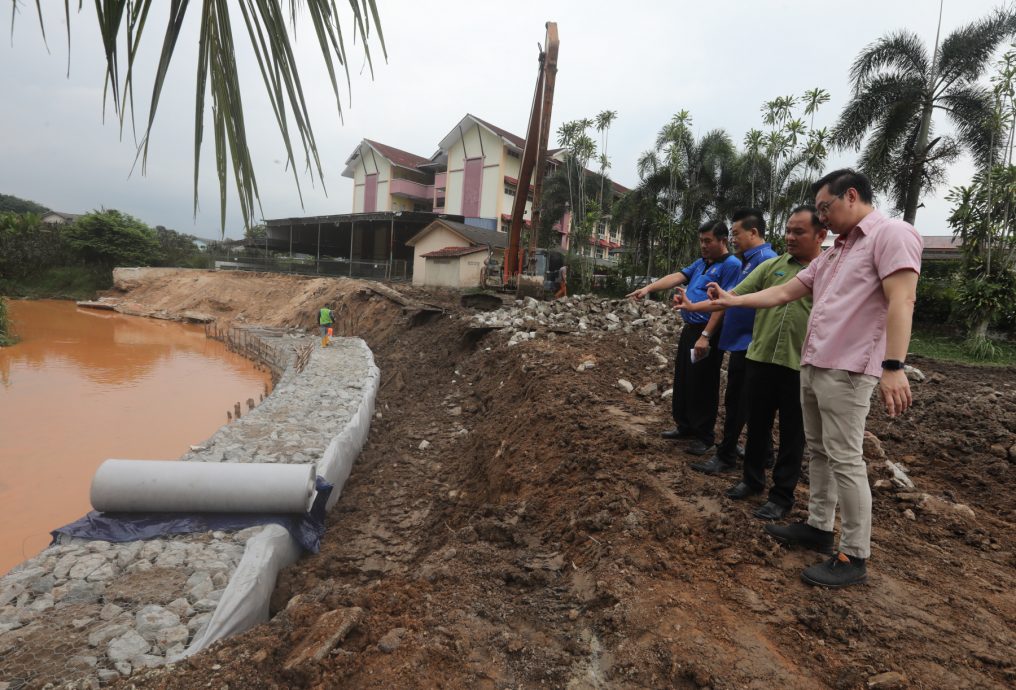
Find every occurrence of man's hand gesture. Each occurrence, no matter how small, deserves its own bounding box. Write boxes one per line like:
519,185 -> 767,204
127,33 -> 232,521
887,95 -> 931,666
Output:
706,282 -> 737,307
626,286 -> 650,300
879,369 -> 913,417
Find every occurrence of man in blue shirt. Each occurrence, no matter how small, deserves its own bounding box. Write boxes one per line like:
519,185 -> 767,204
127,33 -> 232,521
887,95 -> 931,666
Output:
627,220 -> 742,453
689,208 -> 777,473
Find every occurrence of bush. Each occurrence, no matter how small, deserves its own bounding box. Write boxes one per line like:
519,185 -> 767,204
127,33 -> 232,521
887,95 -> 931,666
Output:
914,277 -> 957,324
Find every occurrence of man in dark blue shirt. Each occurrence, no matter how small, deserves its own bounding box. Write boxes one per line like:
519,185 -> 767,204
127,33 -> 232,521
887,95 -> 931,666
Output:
689,209 -> 777,473
628,220 -> 742,453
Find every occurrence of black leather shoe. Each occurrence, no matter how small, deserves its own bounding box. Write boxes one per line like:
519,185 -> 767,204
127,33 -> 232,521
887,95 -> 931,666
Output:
724,481 -> 762,500
801,553 -> 868,588
662,428 -> 696,440
763,522 -> 835,555
686,440 -> 715,456
690,456 -> 737,475
753,501 -> 789,521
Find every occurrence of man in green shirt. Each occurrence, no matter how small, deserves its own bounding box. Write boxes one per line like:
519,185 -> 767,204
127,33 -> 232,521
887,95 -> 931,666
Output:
676,205 -> 827,519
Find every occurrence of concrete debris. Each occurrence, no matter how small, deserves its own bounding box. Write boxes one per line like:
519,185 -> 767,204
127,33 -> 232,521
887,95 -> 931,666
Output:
636,382 -> 658,397
903,364 -> 925,382
885,461 -> 916,489
617,379 -> 634,394
469,295 -> 679,343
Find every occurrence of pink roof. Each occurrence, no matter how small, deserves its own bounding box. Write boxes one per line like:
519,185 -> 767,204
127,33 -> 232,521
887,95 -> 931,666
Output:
364,139 -> 431,169
421,245 -> 489,258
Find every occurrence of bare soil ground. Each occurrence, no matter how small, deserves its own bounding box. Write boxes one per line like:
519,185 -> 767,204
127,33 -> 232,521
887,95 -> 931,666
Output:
110,269 -> 1014,690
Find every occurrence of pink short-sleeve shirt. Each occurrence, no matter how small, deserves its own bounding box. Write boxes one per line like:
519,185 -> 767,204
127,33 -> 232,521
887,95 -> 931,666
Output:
794,209 -> 923,377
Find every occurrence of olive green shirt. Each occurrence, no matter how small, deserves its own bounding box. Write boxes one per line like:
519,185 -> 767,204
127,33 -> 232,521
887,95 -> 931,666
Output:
732,253 -> 813,371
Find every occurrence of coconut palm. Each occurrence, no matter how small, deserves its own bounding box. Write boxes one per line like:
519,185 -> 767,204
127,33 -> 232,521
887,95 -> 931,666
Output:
595,110 -> 618,207
15,1 -> 386,231
832,7 -> 1016,224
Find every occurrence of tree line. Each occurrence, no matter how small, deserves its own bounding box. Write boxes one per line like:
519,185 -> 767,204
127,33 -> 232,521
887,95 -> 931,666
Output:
0,200 -> 211,297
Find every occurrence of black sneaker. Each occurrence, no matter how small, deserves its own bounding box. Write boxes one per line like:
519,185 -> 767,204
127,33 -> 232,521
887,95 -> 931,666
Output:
752,501 -> 789,521
801,553 -> 868,588
689,455 -> 737,475
662,428 -> 696,440
763,522 -> 835,555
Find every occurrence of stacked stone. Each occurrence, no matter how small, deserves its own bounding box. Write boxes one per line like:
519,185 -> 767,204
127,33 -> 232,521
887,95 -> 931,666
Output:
0,333 -> 375,688
469,295 -> 681,344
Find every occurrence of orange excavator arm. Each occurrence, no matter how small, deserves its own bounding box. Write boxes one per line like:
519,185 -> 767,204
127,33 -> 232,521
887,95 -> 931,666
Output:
503,22 -> 559,287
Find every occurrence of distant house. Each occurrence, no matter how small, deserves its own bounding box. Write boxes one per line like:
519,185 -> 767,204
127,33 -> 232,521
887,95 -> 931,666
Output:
341,113 -> 629,262
405,219 -> 507,288
40,211 -> 81,225
921,235 -> 962,261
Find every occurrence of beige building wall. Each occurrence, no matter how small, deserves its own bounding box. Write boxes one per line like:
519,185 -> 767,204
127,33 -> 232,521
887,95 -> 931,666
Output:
458,251 -> 487,287
350,145 -> 393,212
410,226 -> 465,285
444,124 -> 504,218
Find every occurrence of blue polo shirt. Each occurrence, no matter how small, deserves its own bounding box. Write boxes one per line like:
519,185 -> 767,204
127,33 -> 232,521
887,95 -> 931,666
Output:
679,254 -> 742,325
717,242 -> 778,351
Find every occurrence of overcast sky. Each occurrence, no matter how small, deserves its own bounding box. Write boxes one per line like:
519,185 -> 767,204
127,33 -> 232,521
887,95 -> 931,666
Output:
0,0 -> 1008,239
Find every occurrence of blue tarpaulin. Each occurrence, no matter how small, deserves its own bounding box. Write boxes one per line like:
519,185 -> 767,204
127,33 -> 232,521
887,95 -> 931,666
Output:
52,477 -> 333,554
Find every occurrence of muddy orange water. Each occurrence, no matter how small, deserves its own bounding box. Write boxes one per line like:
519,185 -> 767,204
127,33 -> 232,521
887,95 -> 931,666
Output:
0,300 -> 273,574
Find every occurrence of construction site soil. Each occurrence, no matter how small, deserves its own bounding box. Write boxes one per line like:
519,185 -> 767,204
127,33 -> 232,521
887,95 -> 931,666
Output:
95,270 -> 1013,689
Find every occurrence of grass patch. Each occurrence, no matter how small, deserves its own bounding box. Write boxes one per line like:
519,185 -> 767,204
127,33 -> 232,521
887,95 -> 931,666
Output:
909,327 -> 1016,366
0,266 -> 112,300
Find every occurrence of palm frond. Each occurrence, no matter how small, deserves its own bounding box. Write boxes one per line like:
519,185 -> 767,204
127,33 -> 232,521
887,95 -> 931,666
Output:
937,84 -> 998,165
28,0 -> 386,233
849,30 -> 928,90
937,8 -> 1016,89
831,72 -> 924,148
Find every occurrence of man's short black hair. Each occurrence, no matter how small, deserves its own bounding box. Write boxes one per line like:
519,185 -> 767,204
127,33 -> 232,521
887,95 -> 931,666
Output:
698,220 -> 728,240
790,204 -> 825,232
811,168 -> 873,203
731,207 -> 766,237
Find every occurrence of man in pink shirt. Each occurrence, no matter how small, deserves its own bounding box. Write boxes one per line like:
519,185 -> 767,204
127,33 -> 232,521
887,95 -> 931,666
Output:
706,169 -> 922,587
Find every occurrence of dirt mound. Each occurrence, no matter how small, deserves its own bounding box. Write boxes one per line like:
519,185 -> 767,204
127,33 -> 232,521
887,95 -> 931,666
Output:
99,270 -> 1013,689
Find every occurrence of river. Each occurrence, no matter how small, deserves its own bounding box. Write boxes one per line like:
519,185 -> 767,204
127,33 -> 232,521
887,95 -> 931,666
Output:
0,300 -> 273,574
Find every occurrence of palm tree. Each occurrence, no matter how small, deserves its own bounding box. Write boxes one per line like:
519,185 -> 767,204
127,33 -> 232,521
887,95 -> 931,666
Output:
16,2 -> 386,231
832,7 -> 1016,224
594,110 -> 618,207
743,128 -> 766,205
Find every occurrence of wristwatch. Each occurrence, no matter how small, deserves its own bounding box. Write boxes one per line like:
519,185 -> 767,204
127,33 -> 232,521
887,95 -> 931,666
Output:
881,359 -> 905,371
701,331 -> 712,339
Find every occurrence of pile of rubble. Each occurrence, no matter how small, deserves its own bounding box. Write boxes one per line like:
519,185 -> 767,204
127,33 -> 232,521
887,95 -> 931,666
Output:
468,295 -> 682,345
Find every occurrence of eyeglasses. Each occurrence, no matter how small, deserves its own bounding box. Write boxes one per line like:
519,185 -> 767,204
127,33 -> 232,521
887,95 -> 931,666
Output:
816,193 -> 844,216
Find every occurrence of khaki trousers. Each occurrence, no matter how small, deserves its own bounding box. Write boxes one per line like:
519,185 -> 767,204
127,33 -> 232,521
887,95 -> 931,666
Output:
800,365 -> 878,559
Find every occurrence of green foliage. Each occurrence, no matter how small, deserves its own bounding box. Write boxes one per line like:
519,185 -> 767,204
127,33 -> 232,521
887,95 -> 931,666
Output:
832,9 -> 1016,223
0,193 -> 48,214
0,212 -> 69,280
153,225 -> 206,268
914,275 -> 958,324
64,210 -> 163,269
0,266 -> 110,300
955,271 -> 1016,325
0,296 -> 16,346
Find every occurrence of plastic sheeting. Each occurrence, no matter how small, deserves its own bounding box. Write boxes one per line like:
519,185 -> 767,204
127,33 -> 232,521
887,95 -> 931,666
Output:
90,459 -> 316,514
179,348 -> 381,659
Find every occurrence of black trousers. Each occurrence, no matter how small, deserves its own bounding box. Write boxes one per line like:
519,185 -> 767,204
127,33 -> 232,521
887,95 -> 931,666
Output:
716,350 -> 748,462
742,360 -> 806,508
672,322 -> 723,445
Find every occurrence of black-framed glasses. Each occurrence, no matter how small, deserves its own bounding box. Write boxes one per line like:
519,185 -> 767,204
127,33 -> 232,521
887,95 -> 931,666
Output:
817,193 -> 845,216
